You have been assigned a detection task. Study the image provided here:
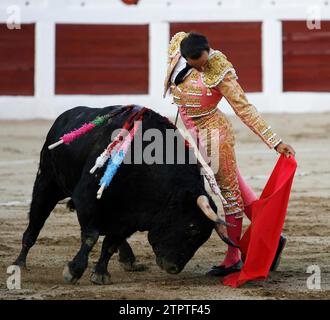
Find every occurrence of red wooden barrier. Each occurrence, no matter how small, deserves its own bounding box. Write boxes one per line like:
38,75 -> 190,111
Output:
0,24 -> 35,96
55,24 -> 149,95
283,21 -> 330,92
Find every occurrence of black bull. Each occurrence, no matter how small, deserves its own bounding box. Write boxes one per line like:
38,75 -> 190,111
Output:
14,105 -> 225,285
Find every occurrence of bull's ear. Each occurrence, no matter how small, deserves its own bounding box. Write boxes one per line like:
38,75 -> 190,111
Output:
180,188 -> 207,208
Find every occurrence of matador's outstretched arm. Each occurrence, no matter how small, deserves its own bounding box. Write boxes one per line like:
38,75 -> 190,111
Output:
218,72 -> 282,149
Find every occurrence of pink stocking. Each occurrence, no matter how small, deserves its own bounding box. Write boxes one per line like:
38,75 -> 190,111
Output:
221,168 -> 258,268
237,167 -> 258,220
221,214 -> 243,268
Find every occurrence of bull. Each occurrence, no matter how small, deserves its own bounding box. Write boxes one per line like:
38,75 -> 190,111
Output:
13,105 -> 232,285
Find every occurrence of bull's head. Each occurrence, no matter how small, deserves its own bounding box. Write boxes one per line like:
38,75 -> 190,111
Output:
148,189 -> 236,274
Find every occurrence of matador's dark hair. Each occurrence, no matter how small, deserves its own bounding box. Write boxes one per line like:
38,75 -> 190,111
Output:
180,32 -> 210,60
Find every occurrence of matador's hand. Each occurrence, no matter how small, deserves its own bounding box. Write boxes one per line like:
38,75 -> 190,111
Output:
275,142 -> 296,158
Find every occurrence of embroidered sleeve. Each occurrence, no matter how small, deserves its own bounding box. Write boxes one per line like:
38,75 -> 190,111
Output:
218,72 -> 282,149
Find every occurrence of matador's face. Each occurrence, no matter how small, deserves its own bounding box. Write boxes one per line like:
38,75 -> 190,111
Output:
186,50 -> 209,72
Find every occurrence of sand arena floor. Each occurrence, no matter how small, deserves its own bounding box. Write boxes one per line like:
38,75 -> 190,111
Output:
0,112 -> 329,300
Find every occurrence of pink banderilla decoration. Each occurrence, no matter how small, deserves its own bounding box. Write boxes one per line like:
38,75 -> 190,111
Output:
62,123 -> 96,144
47,113 -> 114,150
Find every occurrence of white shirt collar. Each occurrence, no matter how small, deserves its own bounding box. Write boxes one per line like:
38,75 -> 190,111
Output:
170,56 -> 193,84
170,49 -> 215,84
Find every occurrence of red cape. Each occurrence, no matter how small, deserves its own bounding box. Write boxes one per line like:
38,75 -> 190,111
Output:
223,155 -> 297,288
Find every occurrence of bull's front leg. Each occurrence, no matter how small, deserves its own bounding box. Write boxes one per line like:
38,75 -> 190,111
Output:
63,229 -> 99,284
90,235 -> 121,285
118,240 -> 147,272
90,237 -> 147,285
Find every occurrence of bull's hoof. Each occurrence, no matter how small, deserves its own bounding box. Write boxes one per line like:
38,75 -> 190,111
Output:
90,271 -> 112,285
120,261 -> 147,272
63,264 -> 79,284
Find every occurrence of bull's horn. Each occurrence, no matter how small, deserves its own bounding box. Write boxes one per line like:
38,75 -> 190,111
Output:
196,195 -> 235,228
197,195 -> 239,248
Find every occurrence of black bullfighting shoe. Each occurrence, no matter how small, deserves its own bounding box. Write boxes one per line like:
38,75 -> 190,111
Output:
270,235 -> 287,271
206,260 -> 243,277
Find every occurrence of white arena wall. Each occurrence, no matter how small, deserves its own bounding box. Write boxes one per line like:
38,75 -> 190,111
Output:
0,0 -> 330,119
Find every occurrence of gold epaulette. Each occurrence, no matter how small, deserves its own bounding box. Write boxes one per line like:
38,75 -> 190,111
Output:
168,32 -> 188,59
202,50 -> 237,88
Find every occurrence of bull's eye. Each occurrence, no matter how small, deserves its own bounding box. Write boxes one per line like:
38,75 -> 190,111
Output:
188,223 -> 200,237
